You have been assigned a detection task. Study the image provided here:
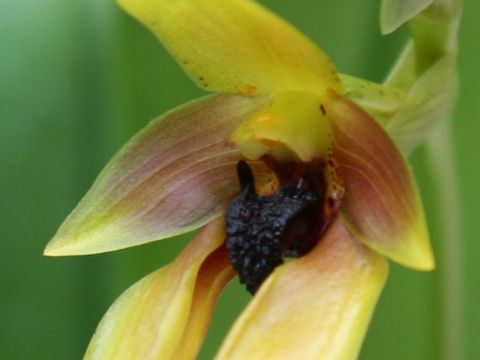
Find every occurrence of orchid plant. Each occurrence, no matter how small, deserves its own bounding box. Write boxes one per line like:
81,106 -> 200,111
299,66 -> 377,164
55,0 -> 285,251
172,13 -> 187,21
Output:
45,0 -> 461,359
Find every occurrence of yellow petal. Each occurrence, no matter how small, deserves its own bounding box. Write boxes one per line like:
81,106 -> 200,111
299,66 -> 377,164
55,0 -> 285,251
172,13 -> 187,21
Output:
116,0 -> 342,96
84,218 -> 235,360
232,91 -> 332,162
325,92 -> 435,270
44,94 -> 278,256
215,219 -> 388,360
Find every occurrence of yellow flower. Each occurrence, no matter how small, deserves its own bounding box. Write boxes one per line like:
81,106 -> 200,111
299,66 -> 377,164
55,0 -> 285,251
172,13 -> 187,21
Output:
44,0 -> 436,359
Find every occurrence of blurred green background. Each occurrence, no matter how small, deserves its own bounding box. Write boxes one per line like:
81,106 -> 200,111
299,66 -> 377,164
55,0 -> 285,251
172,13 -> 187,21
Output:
1,0 -> 478,359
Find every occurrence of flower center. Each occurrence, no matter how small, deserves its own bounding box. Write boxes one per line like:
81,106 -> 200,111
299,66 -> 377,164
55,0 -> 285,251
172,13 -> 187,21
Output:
226,160 -> 342,294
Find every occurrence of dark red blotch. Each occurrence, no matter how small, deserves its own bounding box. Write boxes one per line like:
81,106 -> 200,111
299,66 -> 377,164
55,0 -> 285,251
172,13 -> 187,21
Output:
225,160 -> 327,294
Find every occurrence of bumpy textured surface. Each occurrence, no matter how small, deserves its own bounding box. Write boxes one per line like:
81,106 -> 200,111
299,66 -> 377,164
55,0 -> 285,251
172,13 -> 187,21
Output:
226,161 -> 319,294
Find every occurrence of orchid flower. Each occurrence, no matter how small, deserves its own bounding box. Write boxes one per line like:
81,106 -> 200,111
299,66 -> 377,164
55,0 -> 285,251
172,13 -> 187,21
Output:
44,0 -> 460,359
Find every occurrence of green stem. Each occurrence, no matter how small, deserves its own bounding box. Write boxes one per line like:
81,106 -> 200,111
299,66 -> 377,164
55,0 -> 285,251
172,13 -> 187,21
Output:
425,119 -> 464,360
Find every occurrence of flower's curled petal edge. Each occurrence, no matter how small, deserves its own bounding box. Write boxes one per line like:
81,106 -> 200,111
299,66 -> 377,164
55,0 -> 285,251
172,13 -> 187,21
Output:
215,218 -> 389,360
115,0 -> 342,97
45,94 -> 279,256
325,92 -> 435,270
380,0 -> 433,34
84,218 -> 235,360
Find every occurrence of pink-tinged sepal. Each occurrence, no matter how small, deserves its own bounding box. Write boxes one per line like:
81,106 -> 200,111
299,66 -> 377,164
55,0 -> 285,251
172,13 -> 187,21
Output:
326,93 -> 435,270
45,94 -> 278,256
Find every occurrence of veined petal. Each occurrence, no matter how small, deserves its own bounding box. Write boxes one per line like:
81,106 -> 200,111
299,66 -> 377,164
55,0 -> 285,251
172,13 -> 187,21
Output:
45,94 -> 279,256
116,0 -> 342,97
380,0 -> 433,34
325,93 -> 435,270
215,219 -> 388,360
84,218 -> 235,360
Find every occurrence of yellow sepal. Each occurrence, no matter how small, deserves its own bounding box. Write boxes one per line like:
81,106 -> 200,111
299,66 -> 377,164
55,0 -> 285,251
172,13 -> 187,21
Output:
84,219 -> 234,360
116,0 -> 343,96
215,219 -> 389,360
